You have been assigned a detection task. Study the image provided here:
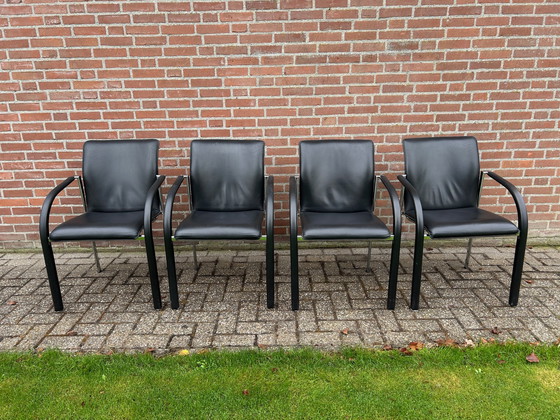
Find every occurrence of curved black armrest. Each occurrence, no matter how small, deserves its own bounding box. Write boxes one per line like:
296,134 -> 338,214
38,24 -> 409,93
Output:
265,176 -> 274,237
39,176 -> 76,245
397,175 -> 424,235
163,176 -> 185,241
486,171 -> 528,236
143,175 -> 166,238
378,175 -> 402,239
289,176 -> 298,237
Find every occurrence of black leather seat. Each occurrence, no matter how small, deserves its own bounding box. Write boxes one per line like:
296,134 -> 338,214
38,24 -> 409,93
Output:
290,140 -> 401,310
50,211 -> 146,241
422,208 -> 518,238
40,139 -> 165,311
398,136 -> 528,309
301,211 -> 390,240
164,140 -> 274,310
174,210 -> 263,240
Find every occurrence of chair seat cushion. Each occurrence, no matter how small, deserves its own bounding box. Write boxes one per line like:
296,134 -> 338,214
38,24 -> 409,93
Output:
175,210 -> 263,240
301,211 -> 391,240
407,207 -> 519,238
50,211 -> 145,241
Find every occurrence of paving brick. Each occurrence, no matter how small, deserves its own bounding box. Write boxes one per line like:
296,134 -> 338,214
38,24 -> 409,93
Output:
0,247 -> 557,353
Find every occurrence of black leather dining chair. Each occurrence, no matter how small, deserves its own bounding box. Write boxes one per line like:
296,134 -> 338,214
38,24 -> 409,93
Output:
40,139 -> 165,311
289,140 -> 402,310
398,136 -> 528,310
164,139 -> 274,310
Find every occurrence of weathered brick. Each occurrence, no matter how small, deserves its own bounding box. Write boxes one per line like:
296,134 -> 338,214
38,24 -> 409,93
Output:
0,2 -> 558,244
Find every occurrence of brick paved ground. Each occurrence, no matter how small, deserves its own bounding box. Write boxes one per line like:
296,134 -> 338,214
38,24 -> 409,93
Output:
0,245 -> 559,353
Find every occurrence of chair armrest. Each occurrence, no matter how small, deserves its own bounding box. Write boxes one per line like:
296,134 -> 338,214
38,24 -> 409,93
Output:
39,176 -> 76,244
378,175 -> 402,238
397,175 -> 424,235
486,171 -> 528,236
289,176 -> 299,238
265,176 -> 274,238
163,176 -> 185,240
144,175 -> 166,238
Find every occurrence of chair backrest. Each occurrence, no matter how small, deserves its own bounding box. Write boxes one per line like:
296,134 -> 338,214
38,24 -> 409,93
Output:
190,140 -> 264,211
299,140 -> 374,213
83,139 -> 159,213
402,136 -> 480,212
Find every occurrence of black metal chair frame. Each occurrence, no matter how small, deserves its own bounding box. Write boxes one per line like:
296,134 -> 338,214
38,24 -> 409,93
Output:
289,174 -> 402,311
164,174 -> 275,310
398,170 -> 528,310
40,173 -> 165,312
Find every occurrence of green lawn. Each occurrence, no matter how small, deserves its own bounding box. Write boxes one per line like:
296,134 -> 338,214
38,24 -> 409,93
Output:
1,344 -> 559,419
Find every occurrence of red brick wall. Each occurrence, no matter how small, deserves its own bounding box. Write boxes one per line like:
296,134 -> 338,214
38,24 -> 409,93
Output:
1,0 -> 559,248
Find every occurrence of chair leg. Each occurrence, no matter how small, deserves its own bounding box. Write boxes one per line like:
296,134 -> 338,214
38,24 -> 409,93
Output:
366,241 -> 372,273
290,233 -> 299,310
92,241 -> 102,272
509,233 -> 527,307
410,231 -> 424,310
144,235 -> 162,310
266,234 -> 274,309
387,236 -> 401,310
464,238 -> 473,269
41,241 -> 64,311
165,236 -> 180,310
192,243 -> 199,270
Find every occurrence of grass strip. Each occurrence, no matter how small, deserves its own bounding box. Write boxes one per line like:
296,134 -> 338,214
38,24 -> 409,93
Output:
0,343 -> 559,419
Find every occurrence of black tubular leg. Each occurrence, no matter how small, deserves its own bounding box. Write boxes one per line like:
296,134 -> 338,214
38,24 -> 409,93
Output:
265,175 -> 275,309
42,241 -> 63,311
289,176 -> 299,310
410,231 -> 424,310
387,236 -> 401,310
144,235 -> 162,310
266,234 -> 274,309
290,233 -> 299,310
509,233 -> 527,306
165,236 -> 180,310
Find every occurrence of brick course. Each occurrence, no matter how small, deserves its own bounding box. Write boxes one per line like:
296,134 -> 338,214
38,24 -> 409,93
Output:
0,0 -> 559,247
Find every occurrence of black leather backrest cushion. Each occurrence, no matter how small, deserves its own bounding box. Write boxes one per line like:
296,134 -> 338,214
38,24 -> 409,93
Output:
83,139 -> 159,212
190,140 -> 264,211
300,140 -> 374,212
403,136 -> 480,212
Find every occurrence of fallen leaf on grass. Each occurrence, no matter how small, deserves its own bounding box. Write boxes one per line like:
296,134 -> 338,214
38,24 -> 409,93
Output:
257,343 -> 269,350
436,338 -> 459,347
464,339 -> 475,348
177,349 -> 190,356
242,389 -> 250,396
399,347 -> 413,356
340,328 -> 349,335
271,367 -> 279,373
491,327 -> 502,335
497,359 -> 506,364
382,345 -> 393,351
526,353 -> 540,363
408,341 -> 424,351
